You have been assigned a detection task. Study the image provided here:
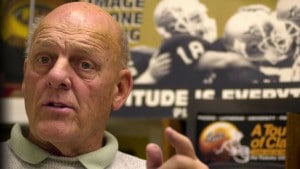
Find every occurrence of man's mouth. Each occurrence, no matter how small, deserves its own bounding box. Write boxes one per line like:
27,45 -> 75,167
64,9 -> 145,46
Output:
46,102 -> 70,108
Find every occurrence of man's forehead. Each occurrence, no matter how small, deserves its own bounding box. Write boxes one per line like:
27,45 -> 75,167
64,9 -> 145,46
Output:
42,2 -> 118,31
45,8 -> 105,26
46,2 -> 108,17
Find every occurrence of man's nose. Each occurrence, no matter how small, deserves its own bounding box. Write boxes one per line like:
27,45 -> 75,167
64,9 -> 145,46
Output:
47,58 -> 72,90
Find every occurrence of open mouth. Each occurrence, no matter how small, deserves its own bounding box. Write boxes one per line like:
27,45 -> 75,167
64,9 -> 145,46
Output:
46,102 -> 70,108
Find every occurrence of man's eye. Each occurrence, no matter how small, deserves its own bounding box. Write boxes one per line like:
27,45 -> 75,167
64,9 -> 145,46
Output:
81,62 -> 91,69
79,60 -> 95,70
74,60 -> 98,80
37,56 -> 50,64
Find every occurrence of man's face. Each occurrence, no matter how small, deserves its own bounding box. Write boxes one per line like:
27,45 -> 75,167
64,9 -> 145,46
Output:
22,11 -> 121,147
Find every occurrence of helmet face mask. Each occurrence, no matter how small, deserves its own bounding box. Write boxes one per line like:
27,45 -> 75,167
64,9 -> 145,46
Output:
225,7 -> 300,65
154,0 -> 217,42
246,20 -> 296,64
199,121 -> 250,163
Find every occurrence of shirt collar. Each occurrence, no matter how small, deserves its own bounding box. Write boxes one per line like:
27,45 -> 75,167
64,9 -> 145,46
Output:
78,131 -> 118,168
8,124 -> 119,169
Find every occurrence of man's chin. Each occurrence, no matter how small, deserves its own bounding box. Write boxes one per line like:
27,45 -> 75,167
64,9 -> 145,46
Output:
34,121 -> 78,142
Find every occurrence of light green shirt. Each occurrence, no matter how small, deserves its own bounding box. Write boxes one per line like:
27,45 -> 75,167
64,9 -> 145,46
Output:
2,124 -> 146,169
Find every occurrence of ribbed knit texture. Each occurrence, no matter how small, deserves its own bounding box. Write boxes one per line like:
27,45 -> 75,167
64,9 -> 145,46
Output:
1,124 -> 146,169
2,144 -> 146,169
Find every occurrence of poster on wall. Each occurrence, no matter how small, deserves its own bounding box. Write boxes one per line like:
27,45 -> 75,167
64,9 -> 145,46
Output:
185,97 -> 289,168
194,112 -> 286,168
88,0 -> 300,118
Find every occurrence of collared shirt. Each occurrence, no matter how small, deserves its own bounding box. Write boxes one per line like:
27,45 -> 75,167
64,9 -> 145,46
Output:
2,124 -> 146,169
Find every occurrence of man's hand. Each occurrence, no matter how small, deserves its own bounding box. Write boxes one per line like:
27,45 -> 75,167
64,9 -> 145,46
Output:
146,127 -> 209,169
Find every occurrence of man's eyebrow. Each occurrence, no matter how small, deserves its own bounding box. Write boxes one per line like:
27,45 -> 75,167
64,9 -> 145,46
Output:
33,38 -> 60,47
68,41 -> 106,56
33,38 -> 99,54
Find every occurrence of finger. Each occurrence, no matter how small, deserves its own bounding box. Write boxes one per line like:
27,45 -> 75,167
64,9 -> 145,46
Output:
152,52 -> 170,62
151,50 -> 160,59
158,68 -> 170,76
146,143 -> 163,169
156,53 -> 170,60
157,55 -> 171,65
156,60 -> 171,72
165,127 -> 197,159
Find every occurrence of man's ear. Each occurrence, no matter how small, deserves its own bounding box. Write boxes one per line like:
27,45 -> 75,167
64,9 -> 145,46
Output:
112,69 -> 133,111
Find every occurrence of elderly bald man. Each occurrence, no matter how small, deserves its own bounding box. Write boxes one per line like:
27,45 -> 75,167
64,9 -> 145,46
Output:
1,2 -> 208,169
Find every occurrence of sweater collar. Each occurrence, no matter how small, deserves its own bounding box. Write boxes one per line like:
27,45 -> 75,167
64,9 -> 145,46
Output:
8,124 -> 119,169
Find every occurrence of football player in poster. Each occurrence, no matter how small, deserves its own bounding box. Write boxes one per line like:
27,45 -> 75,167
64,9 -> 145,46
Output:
132,1 -> 283,86
197,3 -> 300,85
275,0 -> 300,81
127,0 -> 300,86
133,0 -> 218,86
223,4 -> 300,83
